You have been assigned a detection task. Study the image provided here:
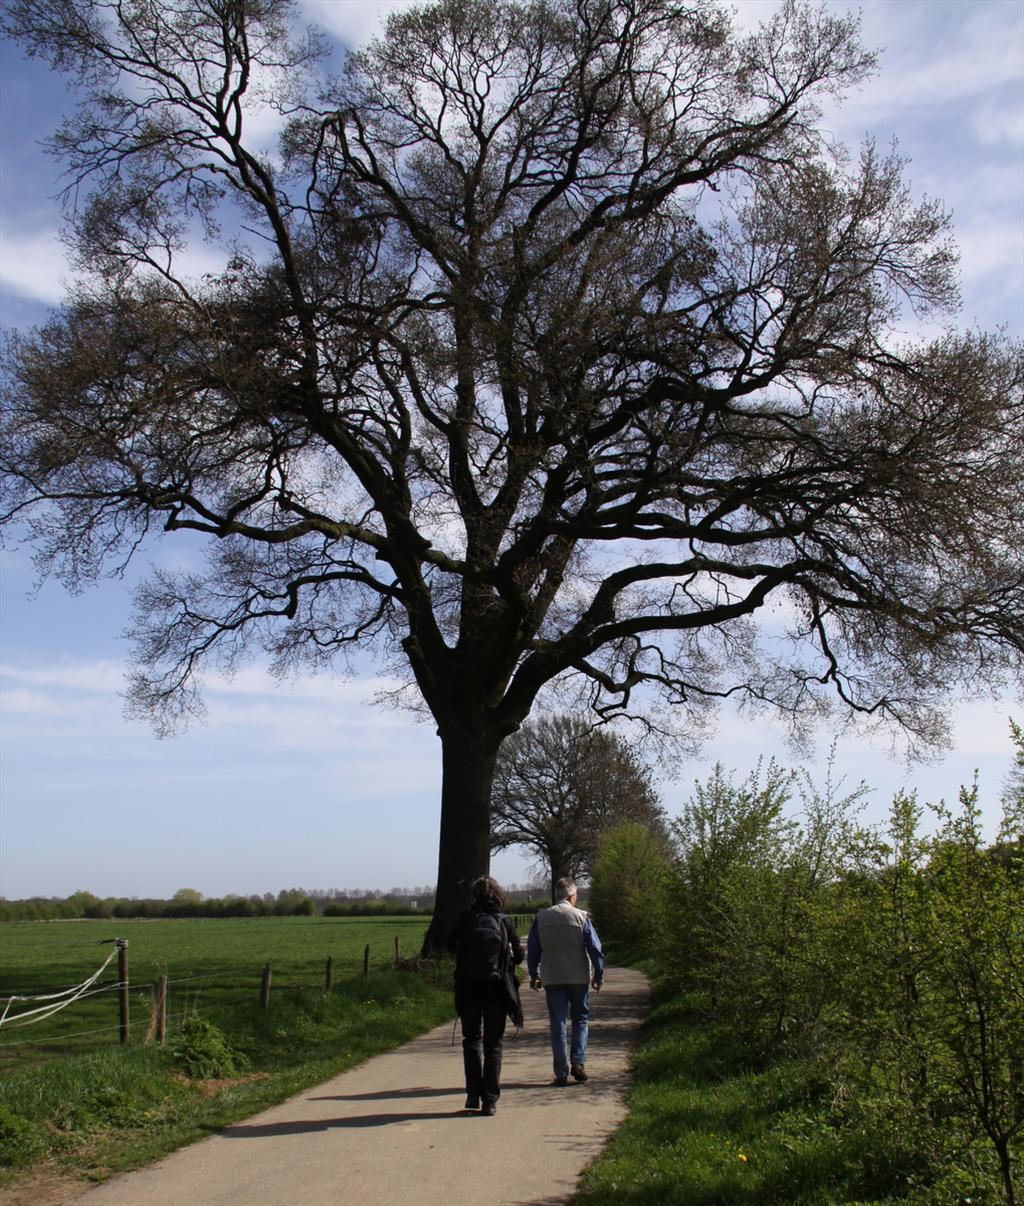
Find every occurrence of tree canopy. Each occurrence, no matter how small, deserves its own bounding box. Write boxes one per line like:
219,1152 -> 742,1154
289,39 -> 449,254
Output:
491,712 -> 667,896
2,0 -> 1022,948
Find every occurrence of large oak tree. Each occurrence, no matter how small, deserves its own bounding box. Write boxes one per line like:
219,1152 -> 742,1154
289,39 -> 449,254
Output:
2,0 -> 1022,950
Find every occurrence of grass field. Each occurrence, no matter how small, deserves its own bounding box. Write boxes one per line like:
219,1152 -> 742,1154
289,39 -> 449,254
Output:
0,916 -> 455,1190
0,915 -> 431,1070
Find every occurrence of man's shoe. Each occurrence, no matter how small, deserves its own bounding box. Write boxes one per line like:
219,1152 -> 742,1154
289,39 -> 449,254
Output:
465,1096 -> 481,1110
481,1102 -> 497,1116
571,1063 -> 588,1082
552,1075 -> 568,1086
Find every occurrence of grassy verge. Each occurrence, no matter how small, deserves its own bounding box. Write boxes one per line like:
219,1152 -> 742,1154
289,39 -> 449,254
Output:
575,974 -> 906,1206
0,966 -> 453,1195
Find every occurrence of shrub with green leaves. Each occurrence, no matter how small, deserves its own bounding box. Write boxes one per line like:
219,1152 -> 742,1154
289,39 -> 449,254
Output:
837,780 -> 1024,1202
170,1016 -> 248,1080
640,731 -> 1024,1202
589,821 -> 670,958
662,759 -> 850,1050
661,759 -> 794,1002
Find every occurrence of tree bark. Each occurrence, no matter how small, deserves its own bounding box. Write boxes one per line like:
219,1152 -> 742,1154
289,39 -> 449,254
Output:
422,722 -> 501,954
548,857 -> 571,904
994,1133 -> 1015,1206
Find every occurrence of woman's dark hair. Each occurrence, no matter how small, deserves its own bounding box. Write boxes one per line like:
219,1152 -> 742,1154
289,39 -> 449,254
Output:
471,875 -> 507,911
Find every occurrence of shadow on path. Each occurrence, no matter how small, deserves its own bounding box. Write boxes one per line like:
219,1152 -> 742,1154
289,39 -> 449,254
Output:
309,1086 -> 461,1102
218,1111 -> 471,1136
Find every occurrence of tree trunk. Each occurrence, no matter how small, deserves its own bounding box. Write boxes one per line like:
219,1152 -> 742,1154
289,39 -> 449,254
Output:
546,846 -> 575,904
422,722 -> 500,955
994,1133 -> 1015,1206
549,860 -> 569,904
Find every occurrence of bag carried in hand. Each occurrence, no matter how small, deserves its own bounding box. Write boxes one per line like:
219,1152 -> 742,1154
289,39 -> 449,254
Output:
457,910 -> 507,980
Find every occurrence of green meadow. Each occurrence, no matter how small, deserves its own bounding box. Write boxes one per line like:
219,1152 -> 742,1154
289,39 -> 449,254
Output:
0,915 -> 432,1069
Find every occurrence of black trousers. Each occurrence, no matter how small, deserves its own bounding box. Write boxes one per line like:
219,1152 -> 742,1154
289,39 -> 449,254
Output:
456,977 -> 508,1106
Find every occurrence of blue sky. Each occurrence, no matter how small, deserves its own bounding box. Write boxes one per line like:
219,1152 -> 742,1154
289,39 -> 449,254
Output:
1,0 -> 1022,901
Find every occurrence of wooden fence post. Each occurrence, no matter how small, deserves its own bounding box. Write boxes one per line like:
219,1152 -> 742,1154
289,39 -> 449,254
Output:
260,962 -> 272,1008
394,936 -> 400,967
155,975 -> 167,1045
363,944 -> 370,976
117,940 -> 129,1044
324,957 -> 333,992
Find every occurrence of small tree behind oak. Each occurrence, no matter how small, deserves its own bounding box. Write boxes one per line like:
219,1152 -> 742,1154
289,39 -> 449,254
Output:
491,713 -> 667,897
589,820 -> 671,957
2,0 -> 1022,951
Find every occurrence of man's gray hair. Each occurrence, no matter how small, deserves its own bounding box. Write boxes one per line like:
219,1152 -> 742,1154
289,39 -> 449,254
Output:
553,878 -> 577,901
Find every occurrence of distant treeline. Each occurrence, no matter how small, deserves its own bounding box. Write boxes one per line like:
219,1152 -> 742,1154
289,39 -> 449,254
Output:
0,888 -> 422,922
0,885 -> 548,923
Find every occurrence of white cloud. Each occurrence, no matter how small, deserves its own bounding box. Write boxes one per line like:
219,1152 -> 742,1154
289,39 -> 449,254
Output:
0,660 -> 125,693
936,163 -> 1024,214
0,226 -> 79,304
205,662 -> 401,704
0,686 -> 100,719
851,1 -> 1023,110
0,222 -> 237,307
0,656 -> 426,760
0,653 -> 441,851
947,694 -> 1024,759
972,98 -> 1024,148
846,50 -> 1021,123
302,0 -> 411,48
955,217 -> 1024,290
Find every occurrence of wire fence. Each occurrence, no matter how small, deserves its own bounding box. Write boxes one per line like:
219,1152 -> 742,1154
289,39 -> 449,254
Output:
0,1012 -> 194,1049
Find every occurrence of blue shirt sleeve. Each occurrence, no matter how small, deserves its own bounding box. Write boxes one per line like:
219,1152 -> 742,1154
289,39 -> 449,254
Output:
584,917 -> 604,983
527,918 -> 541,979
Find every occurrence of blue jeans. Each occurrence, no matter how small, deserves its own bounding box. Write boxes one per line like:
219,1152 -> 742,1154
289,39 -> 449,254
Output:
543,983 -> 590,1078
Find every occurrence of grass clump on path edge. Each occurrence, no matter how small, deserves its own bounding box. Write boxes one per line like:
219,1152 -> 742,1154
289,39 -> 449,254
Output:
0,968 -> 453,1195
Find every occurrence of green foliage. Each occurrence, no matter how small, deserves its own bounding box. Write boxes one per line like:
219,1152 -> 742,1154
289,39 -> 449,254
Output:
662,759 -> 795,1001
585,730 -> 1024,1204
0,1106 -> 46,1169
859,782 -> 1023,1201
170,1017 -> 247,1079
0,888 -> 325,922
589,821 -> 671,958
786,774 -> 1024,1202
1003,719 -> 1024,818
659,758 -> 870,1054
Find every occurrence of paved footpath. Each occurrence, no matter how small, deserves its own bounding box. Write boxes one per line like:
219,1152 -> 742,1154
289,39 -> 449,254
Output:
71,966 -> 649,1206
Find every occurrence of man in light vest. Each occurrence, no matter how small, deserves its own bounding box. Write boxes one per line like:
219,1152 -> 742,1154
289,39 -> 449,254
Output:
527,878 -> 605,1085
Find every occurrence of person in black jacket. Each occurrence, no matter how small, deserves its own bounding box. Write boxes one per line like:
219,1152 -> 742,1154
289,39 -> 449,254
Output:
447,876 -> 524,1115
